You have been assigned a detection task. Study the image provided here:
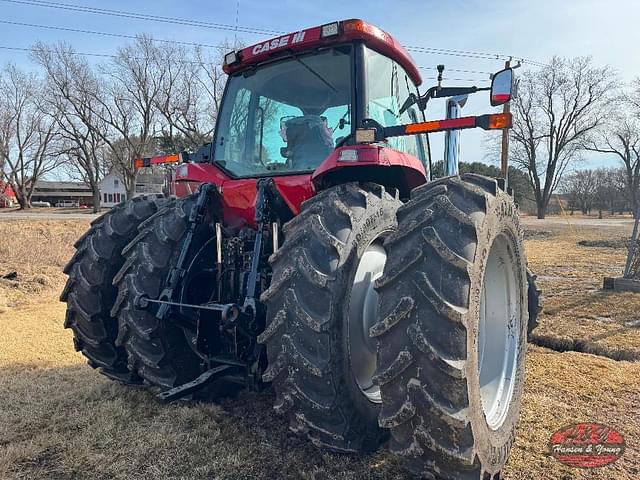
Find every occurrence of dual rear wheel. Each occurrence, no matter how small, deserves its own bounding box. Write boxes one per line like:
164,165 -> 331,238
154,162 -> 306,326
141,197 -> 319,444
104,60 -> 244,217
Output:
261,176 -> 529,478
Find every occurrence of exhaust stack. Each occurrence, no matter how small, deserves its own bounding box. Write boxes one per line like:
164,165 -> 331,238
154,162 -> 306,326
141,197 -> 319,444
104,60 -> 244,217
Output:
444,95 -> 468,176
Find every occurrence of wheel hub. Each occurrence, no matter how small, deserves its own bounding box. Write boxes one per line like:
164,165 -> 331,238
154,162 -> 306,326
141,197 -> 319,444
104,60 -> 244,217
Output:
348,242 -> 387,404
478,234 -> 520,430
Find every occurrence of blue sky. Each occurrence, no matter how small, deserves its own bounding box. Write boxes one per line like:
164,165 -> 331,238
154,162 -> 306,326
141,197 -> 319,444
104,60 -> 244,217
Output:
1,0 -> 638,170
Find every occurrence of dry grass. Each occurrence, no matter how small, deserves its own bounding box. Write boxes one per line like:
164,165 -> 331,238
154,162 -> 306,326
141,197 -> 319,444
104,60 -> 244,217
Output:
0,219 -> 89,310
0,217 -> 638,479
526,222 -> 640,358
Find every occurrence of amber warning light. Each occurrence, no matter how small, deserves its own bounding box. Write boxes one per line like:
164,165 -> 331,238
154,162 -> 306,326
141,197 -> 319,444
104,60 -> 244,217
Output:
134,153 -> 181,169
404,113 -> 512,135
358,113 -> 512,143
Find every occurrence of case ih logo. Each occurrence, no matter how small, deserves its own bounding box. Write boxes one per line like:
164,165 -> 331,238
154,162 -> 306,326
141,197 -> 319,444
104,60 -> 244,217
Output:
549,423 -> 625,468
251,31 -> 307,55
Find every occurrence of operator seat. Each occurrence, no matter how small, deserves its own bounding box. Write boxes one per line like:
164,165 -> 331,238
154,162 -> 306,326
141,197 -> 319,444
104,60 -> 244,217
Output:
282,115 -> 333,170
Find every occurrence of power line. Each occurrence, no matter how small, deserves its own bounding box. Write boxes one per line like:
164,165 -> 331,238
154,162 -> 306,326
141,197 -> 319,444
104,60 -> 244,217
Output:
0,44 -> 215,66
1,0 -> 550,68
0,19 -> 222,49
0,44 -> 113,58
0,45 -> 492,84
421,66 -> 493,75
0,0 -> 283,36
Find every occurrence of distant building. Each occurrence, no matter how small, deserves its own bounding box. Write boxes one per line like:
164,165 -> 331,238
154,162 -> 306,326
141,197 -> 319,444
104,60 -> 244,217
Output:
98,173 -> 127,208
0,181 -> 16,207
98,171 -> 165,208
31,181 -> 93,206
135,170 -> 165,195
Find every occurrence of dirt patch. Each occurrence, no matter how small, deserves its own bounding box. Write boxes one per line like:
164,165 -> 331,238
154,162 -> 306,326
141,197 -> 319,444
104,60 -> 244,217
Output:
524,229 -> 553,240
577,239 -> 629,249
530,333 -> 640,361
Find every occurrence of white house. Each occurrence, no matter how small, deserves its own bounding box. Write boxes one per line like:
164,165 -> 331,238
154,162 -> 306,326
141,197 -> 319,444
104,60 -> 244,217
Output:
98,173 -> 127,208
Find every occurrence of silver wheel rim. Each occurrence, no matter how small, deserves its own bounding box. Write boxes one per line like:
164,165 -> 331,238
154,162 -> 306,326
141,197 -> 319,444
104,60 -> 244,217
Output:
348,241 -> 386,404
478,234 -> 520,430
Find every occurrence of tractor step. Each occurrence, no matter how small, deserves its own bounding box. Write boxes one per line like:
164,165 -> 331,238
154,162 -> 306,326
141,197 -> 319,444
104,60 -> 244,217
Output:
157,365 -> 233,403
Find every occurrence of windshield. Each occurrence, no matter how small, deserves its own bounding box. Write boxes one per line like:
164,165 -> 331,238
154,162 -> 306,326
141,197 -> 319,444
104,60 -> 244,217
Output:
213,46 -> 353,177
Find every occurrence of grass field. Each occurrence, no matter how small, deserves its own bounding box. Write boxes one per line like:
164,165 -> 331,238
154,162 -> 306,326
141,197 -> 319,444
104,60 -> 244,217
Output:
0,216 -> 638,479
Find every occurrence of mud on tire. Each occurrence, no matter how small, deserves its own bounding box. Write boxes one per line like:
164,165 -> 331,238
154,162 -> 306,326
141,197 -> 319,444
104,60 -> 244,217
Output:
60,195 -> 166,383
260,183 -> 402,452
373,174 -> 528,479
112,195 -> 204,389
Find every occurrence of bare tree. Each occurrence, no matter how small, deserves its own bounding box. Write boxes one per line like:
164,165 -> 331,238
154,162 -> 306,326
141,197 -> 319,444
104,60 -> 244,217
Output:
562,169 -> 598,214
0,65 -> 58,209
33,43 -> 108,212
629,77 -> 640,113
154,43 -> 213,152
197,41 -> 234,135
584,106 -> 640,215
86,36 -> 164,197
510,57 -> 617,218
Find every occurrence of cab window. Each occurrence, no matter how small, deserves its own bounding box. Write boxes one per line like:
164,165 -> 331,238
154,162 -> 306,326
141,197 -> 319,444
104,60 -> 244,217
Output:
365,48 -> 429,168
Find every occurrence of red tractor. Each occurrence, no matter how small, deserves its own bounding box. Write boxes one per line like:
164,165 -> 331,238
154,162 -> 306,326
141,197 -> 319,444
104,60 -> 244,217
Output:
62,19 -> 540,479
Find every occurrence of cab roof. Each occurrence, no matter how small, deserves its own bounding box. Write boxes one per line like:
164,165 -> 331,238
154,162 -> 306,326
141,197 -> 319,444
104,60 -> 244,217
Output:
223,19 -> 422,86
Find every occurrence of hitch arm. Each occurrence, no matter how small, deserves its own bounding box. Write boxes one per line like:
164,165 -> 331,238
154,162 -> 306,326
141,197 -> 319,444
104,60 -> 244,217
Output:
156,183 -> 215,320
156,365 -> 233,403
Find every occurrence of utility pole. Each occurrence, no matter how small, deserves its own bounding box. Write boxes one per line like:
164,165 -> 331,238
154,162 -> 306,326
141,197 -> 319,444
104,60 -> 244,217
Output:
500,58 -> 511,190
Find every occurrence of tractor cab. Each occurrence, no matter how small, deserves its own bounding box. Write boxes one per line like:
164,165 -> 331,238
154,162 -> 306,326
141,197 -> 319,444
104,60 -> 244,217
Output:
162,19 -> 512,222
215,19 -> 429,182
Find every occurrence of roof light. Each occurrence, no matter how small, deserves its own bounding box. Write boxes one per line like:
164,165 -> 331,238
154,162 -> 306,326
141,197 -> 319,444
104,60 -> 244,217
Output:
320,22 -> 339,38
224,51 -> 239,66
355,128 -> 377,144
338,149 -> 359,162
342,19 -> 389,42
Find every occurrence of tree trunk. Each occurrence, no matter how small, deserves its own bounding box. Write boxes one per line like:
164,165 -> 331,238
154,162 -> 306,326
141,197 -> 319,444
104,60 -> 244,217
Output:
92,189 -> 101,214
15,189 -> 32,210
536,201 -> 546,219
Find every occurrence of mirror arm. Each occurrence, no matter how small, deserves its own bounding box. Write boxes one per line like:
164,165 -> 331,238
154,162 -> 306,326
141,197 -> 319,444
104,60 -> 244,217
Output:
418,86 -> 438,110
418,85 -> 491,110
434,86 -> 481,98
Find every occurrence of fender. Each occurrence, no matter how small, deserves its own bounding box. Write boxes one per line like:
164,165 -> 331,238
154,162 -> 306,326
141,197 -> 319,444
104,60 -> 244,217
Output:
312,145 -> 428,198
173,162 -> 229,197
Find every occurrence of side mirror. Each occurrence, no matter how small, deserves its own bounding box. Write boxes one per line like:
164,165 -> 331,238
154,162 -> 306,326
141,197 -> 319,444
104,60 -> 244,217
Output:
490,68 -> 513,106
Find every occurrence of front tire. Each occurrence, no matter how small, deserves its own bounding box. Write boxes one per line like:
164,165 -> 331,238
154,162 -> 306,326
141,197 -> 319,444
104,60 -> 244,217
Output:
260,183 -> 402,452
374,175 -> 528,479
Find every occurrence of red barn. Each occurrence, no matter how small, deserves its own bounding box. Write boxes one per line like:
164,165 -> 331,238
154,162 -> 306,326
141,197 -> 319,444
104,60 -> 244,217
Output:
0,181 -> 16,207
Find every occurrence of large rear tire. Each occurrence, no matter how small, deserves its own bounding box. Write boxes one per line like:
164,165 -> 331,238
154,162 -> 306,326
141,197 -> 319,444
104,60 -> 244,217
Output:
60,195 -> 166,383
112,195 -> 205,389
374,175 -> 528,479
260,183 -> 402,452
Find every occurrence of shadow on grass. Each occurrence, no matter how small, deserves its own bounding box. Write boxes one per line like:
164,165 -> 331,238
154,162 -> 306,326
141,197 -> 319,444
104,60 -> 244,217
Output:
0,363 -> 404,480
